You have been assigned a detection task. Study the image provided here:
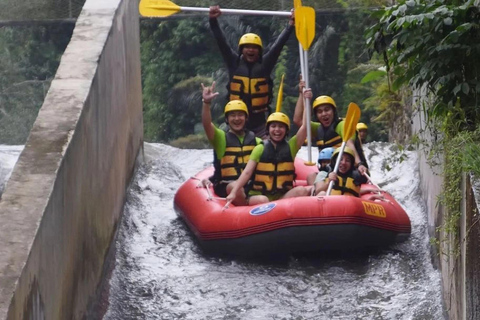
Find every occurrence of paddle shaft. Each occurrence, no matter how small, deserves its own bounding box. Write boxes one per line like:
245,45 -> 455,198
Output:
167,6 -> 291,17
294,5 -> 315,164
364,172 -> 381,190
326,141 -> 347,195
299,45 -> 313,163
324,102 -> 360,196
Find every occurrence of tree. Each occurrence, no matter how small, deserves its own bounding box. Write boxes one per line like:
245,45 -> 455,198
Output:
141,18 -> 221,141
366,0 -> 480,133
0,24 -> 74,144
141,0 -> 390,142
141,15 -> 299,142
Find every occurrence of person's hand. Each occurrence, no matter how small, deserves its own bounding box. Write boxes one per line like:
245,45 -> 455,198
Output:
328,172 -> 338,182
299,79 -> 305,93
209,5 -> 221,18
298,77 -> 312,99
201,82 -> 219,104
303,88 -> 312,99
289,9 -> 295,26
223,191 -> 236,210
225,193 -> 234,203
358,164 -> 367,175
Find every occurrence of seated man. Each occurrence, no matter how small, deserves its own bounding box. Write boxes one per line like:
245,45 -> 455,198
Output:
315,146 -> 368,197
226,112 -> 311,206
293,90 -> 368,184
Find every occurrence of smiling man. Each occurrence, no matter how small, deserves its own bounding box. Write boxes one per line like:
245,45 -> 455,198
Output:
201,82 -> 262,205
293,93 -> 368,181
209,5 -> 294,139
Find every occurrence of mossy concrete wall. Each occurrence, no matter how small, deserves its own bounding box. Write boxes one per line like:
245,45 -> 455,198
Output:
0,0 -> 143,318
465,175 -> 480,320
412,92 -> 480,320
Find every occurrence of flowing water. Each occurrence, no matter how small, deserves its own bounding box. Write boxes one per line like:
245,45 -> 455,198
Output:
0,143 -> 445,319
102,142 -> 446,320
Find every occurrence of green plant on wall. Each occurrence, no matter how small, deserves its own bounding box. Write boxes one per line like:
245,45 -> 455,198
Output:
432,127 -> 480,255
366,0 -> 480,253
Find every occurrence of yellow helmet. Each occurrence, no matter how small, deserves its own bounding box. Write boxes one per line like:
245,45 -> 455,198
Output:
357,122 -> 368,130
312,95 -> 336,110
224,100 -> 249,116
238,33 -> 263,49
266,112 -> 290,130
332,146 -> 355,163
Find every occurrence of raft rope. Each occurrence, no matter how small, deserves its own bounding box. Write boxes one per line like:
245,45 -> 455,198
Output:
362,172 -> 392,202
363,172 -> 382,190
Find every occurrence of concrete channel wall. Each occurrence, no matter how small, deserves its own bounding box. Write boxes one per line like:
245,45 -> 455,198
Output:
412,92 -> 480,320
0,0 -> 143,318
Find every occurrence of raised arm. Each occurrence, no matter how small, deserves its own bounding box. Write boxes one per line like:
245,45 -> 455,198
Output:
295,97 -> 308,150
209,6 -> 238,71
346,138 -> 367,174
293,78 -> 312,127
201,82 -> 219,141
262,12 -> 295,73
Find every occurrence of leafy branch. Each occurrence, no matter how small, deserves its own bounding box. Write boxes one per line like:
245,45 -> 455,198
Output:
366,0 -> 480,132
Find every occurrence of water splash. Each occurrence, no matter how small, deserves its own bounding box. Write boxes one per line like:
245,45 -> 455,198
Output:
104,142 -> 445,319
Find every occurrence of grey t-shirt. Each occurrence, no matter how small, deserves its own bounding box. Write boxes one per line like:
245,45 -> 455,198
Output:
314,171 -> 328,184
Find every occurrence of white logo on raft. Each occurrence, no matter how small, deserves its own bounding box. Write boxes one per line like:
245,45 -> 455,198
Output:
250,203 -> 277,216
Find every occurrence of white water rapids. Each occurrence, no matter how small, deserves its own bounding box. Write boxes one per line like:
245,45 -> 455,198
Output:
0,143 -> 446,319
103,142 -> 445,319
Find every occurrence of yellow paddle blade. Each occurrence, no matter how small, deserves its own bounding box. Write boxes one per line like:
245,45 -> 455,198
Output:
343,103 -> 361,142
295,6 -> 315,50
294,0 -> 302,9
275,74 -> 285,112
139,0 -> 181,17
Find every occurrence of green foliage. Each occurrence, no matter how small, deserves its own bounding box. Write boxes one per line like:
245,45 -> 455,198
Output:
366,0 -> 480,131
169,133 -> 210,149
0,0 -> 84,20
141,1 -> 391,143
366,0 -> 480,253
337,6 -> 392,142
141,15 -> 304,142
141,18 -> 222,142
0,25 -> 74,144
433,127 -> 480,252
361,69 -> 387,83
452,127 -> 480,177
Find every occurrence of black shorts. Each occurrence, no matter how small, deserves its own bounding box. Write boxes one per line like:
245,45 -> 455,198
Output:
213,182 -> 250,198
213,182 -> 228,198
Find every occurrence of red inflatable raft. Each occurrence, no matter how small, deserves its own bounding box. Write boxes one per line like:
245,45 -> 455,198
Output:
174,158 -> 411,256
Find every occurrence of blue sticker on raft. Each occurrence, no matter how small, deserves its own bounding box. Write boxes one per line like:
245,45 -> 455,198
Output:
250,203 -> 276,216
